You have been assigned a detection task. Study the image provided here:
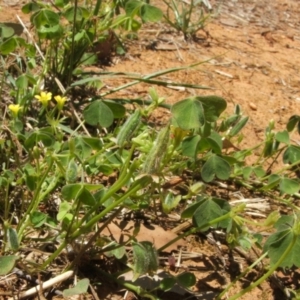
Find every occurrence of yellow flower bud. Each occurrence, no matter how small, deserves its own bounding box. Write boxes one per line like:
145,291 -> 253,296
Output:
8,104 -> 22,118
35,92 -> 52,108
54,95 -> 67,111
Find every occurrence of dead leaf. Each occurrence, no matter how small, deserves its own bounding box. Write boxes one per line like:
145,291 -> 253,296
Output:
161,176 -> 184,189
101,220 -> 184,252
222,138 -> 240,151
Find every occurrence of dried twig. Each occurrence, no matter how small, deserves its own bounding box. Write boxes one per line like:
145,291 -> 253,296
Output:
9,270 -> 74,300
16,15 -> 45,61
215,69 -> 234,78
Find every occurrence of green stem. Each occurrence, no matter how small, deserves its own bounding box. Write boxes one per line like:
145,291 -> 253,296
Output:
17,156 -> 55,241
265,146 -> 285,174
66,0 -> 78,87
71,175 -> 151,240
103,98 -> 172,110
76,145 -> 136,227
227,233 -> 297,300
68,207 -> 123,270
93,0 -> 102,16
84,142 -> 115,163
96,267 -> 157,300
4,180 -> 10,221
41,185 -> 140,267
217,252 -> 268,299
41,240 -> 67,269
158,211 -> 233,252
100,60 -> 213,97
260,158 -> 300,182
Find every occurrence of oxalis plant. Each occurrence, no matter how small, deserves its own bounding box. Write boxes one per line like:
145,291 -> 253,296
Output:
2,82 -> 300,299
19,0 -> 163,90
2,4 -> 300,300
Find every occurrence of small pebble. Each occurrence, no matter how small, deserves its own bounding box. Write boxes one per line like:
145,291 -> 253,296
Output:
249,102 -> 257,110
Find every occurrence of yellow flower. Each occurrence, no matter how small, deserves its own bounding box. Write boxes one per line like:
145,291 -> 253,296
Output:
35,92 -> 52,107
8,104 -> 23,118
54,95 -> 67,111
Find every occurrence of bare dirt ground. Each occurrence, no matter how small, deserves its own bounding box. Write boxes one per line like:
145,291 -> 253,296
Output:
1,0 -> 300,299
109,0 -> 300,151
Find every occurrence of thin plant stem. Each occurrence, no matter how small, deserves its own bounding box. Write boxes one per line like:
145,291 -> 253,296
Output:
43,177 -> 149,268
100,60 -> 213,97
66,0 -> 78,86
93,0 -> 102,16
217,251 -> 268,299
68,207 -> 123,269
41,240 -> 67,269
158,211 -> 233,252
71,175 -> 151,240
227,233 -> 297,300
95,267 -> 157,300
75,145 -> 136,227
17,156 -> 55,241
